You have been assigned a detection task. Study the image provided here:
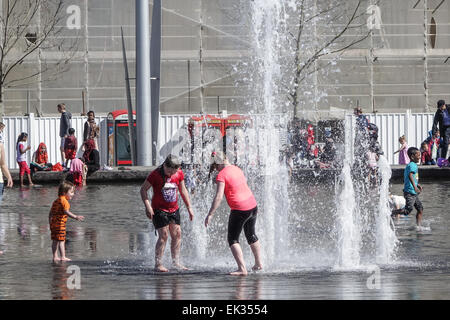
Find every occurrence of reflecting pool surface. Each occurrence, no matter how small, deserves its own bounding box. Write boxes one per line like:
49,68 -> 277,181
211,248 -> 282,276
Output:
0,181 -> 449,300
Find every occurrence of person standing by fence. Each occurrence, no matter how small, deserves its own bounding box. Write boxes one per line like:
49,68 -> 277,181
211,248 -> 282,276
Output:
58,103 -> 72,165
432,100 -> 450,159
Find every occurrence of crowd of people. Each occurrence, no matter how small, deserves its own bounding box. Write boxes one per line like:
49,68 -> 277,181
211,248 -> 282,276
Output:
1,99 -> 448,267
283,119 -> 340,176
394,100 -> 450,166
0,103 -> 101,191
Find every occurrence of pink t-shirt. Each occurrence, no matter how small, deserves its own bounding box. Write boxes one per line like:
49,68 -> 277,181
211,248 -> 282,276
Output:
216,165 -> 257,211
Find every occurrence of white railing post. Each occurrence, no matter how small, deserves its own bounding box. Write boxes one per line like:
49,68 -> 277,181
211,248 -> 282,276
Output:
405,109 -> 412,151
28,112 -> 35,164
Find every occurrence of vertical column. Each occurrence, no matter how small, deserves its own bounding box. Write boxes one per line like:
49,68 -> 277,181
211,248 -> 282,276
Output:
37,3 -> 42,116
84,0 -> 90,113
423,0 -> 430,112
28,113 -> 35,164
199,0 -> 204,114
369,1 -> 375,113
150,0 -> 161,165
136,0 -> 152,166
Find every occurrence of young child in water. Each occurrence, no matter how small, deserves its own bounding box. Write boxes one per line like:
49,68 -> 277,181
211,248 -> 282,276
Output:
49,181 -> 84,262
391,147 -> 424,226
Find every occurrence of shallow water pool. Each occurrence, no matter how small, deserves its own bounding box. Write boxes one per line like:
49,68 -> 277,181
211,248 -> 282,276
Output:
0,181 -> 449,300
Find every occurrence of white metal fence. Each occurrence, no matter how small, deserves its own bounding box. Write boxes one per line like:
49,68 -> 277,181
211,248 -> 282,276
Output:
1,111 -> 436,169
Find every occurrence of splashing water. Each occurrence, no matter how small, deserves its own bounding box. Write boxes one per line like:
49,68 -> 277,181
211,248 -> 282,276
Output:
248,0 -> 291,269
376,155 -> 398,264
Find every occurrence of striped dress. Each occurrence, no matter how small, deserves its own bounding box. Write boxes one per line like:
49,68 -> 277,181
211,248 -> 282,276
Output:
49,196 -> 70,241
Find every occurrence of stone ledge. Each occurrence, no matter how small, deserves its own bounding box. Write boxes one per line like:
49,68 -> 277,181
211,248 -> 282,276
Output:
6,165 -> 450,185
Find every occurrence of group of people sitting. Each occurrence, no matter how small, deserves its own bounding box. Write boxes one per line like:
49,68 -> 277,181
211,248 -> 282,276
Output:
30,138 -> 100,187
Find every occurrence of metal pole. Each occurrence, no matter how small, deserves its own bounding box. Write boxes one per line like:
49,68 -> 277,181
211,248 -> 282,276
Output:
187,60 -> 191,112
150,0 -> 161,165
136,0 -> 152,166
121,26 -> 137,165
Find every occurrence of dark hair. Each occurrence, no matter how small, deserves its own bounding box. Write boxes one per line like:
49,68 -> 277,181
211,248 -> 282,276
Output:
58,180 -> 74,196
87,110 -> 95,117
163,154 -> 181,169
437,100 -> 446,108
16,132 -> 28,147
407,147 -> 420,159
57,103 -> 66,110
68,128 -> 75,135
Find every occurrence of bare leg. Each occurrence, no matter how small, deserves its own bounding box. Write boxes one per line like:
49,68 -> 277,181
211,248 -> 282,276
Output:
60,147 -> 65,165
155,227 -> 169,272
250,240 -> 263,271
52,241 -> 60,262
229,243 -> 247,276
27,173 -> 33,186
169,224 -> 188,270
20,175 -> 24,187
416,210 -> 423,226
59,241 -> 71,261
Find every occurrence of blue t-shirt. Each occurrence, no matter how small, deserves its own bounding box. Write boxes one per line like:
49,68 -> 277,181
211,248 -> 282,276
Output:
403,162 -> 419,194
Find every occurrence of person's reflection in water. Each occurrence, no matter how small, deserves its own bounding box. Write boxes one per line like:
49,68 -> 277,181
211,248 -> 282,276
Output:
232,276 -> 262,300
51,264 -> 73,300
129,233 -> 137,254
17,213 -> 30,240
19,187 -> 30,199
155,276 -> 181,300
85,228 -> 97,253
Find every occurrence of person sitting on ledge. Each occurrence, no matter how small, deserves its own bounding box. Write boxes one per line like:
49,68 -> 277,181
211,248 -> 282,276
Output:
30,143 -> 52,176
82,139 -> 100,174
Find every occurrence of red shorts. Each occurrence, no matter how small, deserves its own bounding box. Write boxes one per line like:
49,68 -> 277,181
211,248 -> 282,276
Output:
64,149 -> 77,160
18,161 -> 30,176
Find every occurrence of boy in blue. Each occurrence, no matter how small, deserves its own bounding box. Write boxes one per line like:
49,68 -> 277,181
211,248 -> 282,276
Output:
391,147 -> 423,226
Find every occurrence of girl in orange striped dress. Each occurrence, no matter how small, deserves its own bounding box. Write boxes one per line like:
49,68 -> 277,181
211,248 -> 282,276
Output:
49,181 -> 84,263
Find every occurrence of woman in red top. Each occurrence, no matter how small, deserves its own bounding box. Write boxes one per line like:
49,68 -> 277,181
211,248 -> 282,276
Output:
140,154 -> 194,272
205,151 -> 262,276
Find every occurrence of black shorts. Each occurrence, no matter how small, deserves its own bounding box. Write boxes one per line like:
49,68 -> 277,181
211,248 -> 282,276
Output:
227,206 -> 258,246
403,192 -> 423,214
152,209 -> 181,230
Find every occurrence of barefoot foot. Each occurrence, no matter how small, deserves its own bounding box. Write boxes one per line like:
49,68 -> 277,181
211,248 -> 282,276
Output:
60,257 -> 72,262
173,263 -> 189,271
252,265 -> 262,272
155,265 -> 169,272
230,269 -> 248,276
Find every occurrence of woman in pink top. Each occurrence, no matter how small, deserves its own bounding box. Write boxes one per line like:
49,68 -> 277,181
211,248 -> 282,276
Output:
204,151 -> 262,276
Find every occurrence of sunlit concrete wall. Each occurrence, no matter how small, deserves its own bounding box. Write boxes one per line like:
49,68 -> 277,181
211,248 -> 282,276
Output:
2,0 -> 450,116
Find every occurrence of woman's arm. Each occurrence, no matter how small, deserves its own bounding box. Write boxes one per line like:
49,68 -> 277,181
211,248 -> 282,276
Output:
204,181 -> 225,227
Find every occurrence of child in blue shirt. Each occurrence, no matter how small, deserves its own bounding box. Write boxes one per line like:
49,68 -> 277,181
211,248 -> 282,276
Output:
391,147 -> 423,226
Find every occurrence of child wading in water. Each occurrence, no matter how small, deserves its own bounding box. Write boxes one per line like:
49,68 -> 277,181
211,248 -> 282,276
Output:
391,147 -> 424,227
16,132 -> 33,187
49,181 -> 84,262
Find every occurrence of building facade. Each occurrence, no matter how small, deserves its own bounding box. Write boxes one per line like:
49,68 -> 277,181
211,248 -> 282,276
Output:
1,0 -> 450,117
